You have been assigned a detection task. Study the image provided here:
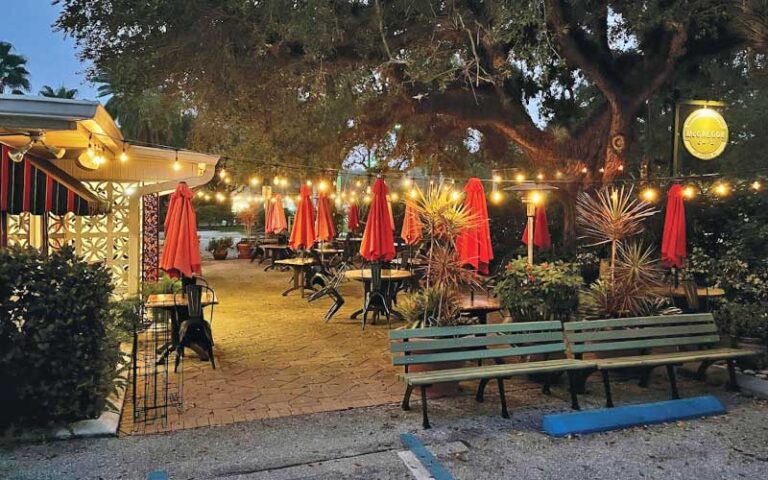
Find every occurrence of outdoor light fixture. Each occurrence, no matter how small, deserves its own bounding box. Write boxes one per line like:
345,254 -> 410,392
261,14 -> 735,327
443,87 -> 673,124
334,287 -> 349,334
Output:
8,132 -> 65,162
119,141 -> 129,162
683,185 -> 697,199
641,187 -> 658,202
8,140 -> 32,162
173,150 -> 181,171
506,181 -> 557,265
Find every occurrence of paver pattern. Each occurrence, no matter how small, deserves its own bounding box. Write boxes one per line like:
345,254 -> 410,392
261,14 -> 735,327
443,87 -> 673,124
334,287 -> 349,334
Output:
122,258 -> 474,434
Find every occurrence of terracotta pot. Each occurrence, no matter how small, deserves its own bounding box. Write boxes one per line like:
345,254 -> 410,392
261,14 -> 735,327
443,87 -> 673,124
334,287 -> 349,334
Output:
236,243 -> 252,259
212,250 -> 228,260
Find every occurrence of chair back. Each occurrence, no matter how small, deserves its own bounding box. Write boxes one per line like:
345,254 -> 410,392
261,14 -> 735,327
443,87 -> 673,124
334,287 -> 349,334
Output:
399,248 -> 412,271
370,262 -> 383,292
185,285 -> 204,321
330,262 -> 349,289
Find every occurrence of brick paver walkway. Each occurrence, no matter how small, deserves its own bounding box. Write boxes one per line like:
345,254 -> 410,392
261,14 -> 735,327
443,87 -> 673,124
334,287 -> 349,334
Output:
121,259 -> 412,435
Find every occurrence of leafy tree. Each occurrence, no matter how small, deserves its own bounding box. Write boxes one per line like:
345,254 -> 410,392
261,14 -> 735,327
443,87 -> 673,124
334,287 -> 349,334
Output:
0,41 -> 30,94
55,1 -> 763,239
39,85 -> 78,98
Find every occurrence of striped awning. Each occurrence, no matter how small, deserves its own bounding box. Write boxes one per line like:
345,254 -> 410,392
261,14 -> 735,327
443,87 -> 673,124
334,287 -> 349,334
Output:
0,145 -> 109,216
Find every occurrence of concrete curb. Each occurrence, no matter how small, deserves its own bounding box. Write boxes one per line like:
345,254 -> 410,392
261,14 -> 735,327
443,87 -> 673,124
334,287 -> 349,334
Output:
4,343 -> 131,442
679,362 -> 768,401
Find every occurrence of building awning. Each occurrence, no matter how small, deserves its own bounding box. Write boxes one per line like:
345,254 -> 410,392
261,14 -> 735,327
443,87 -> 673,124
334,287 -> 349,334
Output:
0,95 -> 220,192
1,145 -> 109,215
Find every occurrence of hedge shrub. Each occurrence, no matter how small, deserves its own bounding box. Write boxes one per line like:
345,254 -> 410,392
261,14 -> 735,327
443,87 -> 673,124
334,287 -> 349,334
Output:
0,246 -> 122,428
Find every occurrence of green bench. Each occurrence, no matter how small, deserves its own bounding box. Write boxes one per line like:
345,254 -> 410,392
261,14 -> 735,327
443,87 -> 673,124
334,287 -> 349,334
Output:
564,313 -> 759,407
389,321 -> 596,428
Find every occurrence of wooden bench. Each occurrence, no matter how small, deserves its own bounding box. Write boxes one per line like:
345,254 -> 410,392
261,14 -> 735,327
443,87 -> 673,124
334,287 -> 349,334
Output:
389,321 -> 596,428
564,313 -> 759,407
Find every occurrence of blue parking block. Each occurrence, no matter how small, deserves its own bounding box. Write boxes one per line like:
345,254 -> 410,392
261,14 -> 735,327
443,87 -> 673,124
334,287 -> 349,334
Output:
146,471 -> 169,480
543,395 -> 726,437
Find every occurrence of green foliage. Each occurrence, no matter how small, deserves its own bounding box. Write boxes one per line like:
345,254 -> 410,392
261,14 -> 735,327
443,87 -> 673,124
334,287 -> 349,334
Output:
206,236 -> 233,253
495,258 -> 582,322
38,85 -> 78,99
0,246 -> 123,428
399,287 -> 469,328
714,301 -> 768,341
0,41 -> 30,94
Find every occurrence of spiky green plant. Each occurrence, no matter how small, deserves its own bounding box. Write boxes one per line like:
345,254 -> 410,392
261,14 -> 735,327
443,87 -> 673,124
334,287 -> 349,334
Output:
576,186 -> 657,281
399,286 -> 465,328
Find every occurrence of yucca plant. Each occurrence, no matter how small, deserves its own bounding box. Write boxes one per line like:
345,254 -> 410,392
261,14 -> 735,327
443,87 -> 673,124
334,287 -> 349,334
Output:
412,183 -> 476,248
399,286 -> 466,329
576,186 -> 657,282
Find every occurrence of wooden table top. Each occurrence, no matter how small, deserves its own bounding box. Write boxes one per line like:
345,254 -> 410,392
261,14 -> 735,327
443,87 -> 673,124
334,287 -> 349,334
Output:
458,295 -> 502,312
146,292 -> 218,308
313,248 -> 345,254
650,286 -> 726,297
345,269 -> 413,281
261,244 -> 291,250
275,258 -> 316,267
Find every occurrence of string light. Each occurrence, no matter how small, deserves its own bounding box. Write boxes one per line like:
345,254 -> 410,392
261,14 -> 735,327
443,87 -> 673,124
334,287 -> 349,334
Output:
273,176 -> 280,186
490,190 -> 504,204
409,188 -> 418,199
536,173 -> 544,181
219,169 -> 227,179
196,191 -> 204,198
280,178 -> 289,187
215,192 -> 226,202
250,177 -> 261,187
515,173 -> 525,183
306,180 -> 313,186
450,190 -> 461,202
713,183 -> 730,197
751,180 -> 762,191
581,167 -> 588,174
641,187 -> 658,202
555,171 -> 563,179
86,134 -> 95,159
318,180 -> 329,192
530,191 -> 542,205
617,164 -> 625,172
683,185 -> 696,199
492,173 -> 502,183
403,177 -> 413,188
390,192 -> 399,201
204,194 -> 211,201
363,194 -> 371,204
119,142 -> 129,163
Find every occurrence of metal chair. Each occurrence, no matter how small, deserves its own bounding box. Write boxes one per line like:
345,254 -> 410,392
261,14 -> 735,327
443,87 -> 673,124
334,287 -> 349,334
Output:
174,284 -> 216,372
682,279 -> 702,312
308,262 -> 349,321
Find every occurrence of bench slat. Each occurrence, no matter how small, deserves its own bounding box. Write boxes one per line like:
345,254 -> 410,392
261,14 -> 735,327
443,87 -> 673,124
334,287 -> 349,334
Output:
567,323 -> 718,343
393,342 -> 566,366
389,320 -> 562,340
570,334 -> 721,354
565,313 -> 713,331
594,348 -> 758,369
398,359 -> 596,385
390,332 -> 564,353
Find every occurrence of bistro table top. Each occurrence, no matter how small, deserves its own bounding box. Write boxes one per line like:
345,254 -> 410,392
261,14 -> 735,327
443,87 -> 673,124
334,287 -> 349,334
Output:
345,269 -> 413,281
275,258 -> 316,267
650,286 -> 726,297
261,244 -> 291,250
458,294 -> 502,312
146,292 -> 218,309
313,248 -> 345,254
390,257 -> 428,266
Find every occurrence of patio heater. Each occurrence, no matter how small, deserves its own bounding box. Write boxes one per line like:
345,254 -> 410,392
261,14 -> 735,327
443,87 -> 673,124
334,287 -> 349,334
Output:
506,181 -> 557,265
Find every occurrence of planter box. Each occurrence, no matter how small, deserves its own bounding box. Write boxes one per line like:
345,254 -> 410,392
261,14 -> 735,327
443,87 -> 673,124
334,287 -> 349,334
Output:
212,250 -> 228,260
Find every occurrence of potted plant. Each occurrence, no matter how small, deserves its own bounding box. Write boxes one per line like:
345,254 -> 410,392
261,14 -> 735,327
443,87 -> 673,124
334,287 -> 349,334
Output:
207,236 -> 233,260
395,184 -> 483,397
236,206 -> 258,259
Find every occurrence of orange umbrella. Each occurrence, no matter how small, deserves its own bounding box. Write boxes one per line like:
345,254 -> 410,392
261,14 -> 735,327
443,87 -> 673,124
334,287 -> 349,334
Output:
289,185 -> 316,250
160,182 -> 202,279
266,194 -> 288,234
661,184 -> 687,268
401,200 -> 423,245
522,205 -> 552,250
264,198 -> 274,231
456,177 -> 493,274
359,178 -> 395,261
316,192 -> 336,242
348,203 -> 360,232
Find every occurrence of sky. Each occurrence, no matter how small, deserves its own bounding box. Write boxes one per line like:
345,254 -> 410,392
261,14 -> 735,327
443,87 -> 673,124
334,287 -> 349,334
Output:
1,0 -> 99,100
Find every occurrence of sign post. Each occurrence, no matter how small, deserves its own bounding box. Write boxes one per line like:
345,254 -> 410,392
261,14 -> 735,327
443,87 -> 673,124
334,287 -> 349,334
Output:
671,99 -> 728,176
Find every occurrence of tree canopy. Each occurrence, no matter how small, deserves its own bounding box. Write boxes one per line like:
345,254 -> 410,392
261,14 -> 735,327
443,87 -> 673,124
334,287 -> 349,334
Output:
55,1 -> 765,186
39,85 -> 78,99
0,41 -> 31,94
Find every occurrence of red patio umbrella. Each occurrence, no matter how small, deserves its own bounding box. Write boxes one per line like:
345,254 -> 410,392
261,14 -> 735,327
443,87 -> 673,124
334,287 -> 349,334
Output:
289,185 -> 316,250
456,178 -> 493,274
521,205 -> 552,251
359,178 -> 395,261
266,194 -> 288,234
264,198 -> 274,232
348,203 -> 360,232
401,200 -> 423,245
160,182 -> 202,279
661,184 -> 687,268
316,192 -> 336,242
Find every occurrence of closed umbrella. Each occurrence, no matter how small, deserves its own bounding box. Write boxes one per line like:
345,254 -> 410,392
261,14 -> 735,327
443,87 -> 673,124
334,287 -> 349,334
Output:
456,178 -> 493,274
661,184 -> 687,268
266,194 -> 288,234
521,205 -> 552,251
348,203 -> 360,232
160,182 -> 202,279
359,178 -> 395,261
264,197 -> 274,232
316,192 -> 336,242
401,200 -> 423,245
289,185 -> 316,250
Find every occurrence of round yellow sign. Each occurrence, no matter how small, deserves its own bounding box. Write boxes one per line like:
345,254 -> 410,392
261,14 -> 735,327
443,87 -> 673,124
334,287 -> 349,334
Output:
682,108 -> 728,160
